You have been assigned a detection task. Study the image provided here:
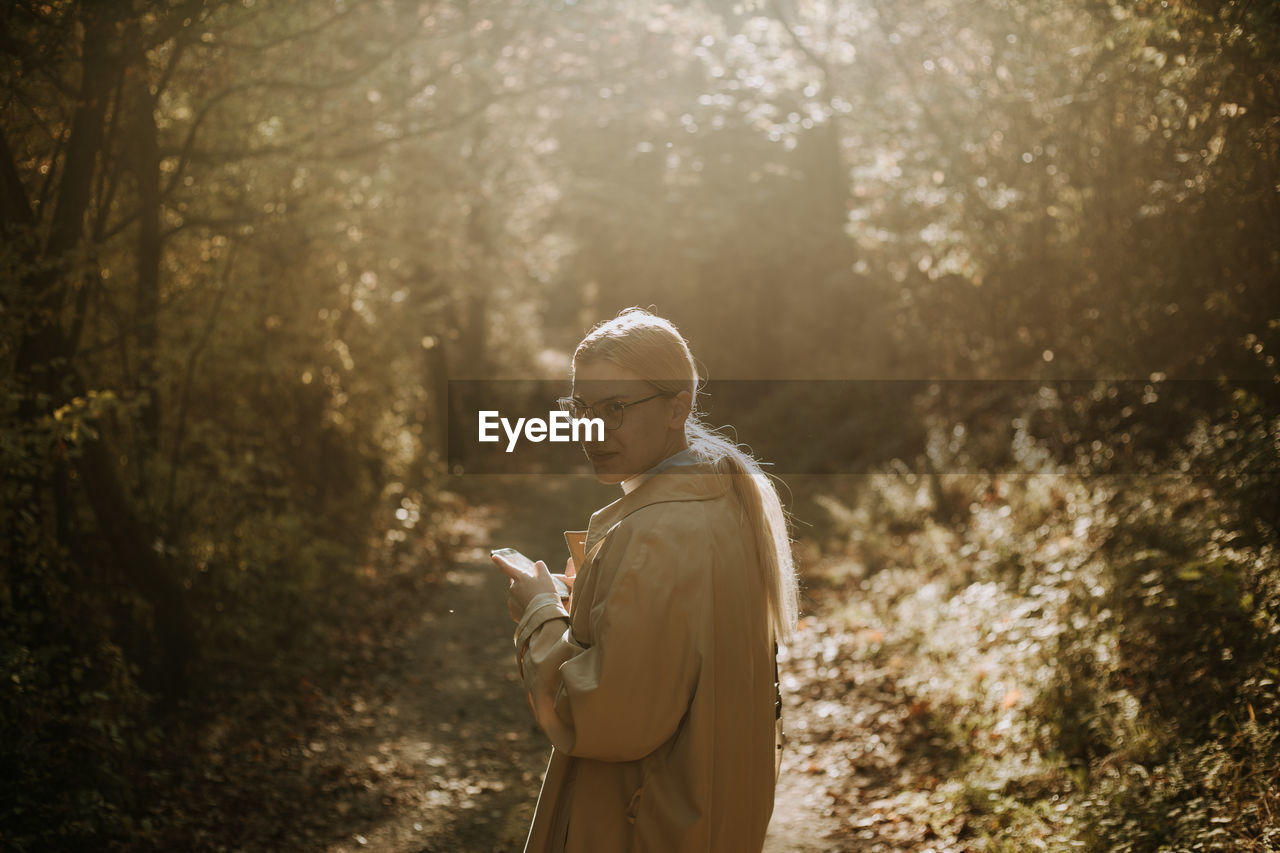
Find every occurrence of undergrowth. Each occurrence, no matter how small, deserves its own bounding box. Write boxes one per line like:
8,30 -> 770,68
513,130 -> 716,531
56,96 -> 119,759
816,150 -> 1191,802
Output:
802,403 -> 1280,851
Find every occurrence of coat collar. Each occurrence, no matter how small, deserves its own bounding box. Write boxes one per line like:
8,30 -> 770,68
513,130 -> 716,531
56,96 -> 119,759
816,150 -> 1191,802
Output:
583,459 -> 730,555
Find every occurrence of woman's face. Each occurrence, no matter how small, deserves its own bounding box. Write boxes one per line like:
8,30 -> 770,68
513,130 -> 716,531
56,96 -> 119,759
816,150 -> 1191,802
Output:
571,359 -> 691,485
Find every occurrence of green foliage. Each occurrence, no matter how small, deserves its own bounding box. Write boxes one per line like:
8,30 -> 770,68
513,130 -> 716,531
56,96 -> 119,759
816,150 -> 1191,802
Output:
0,382 -> 154,847
0,633 -> 156,850
802,374 -> 1279,850
1031,406 -> 1280,850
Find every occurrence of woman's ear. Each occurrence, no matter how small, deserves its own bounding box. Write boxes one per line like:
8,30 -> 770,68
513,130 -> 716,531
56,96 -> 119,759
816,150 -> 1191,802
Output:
669,390 -> 693,426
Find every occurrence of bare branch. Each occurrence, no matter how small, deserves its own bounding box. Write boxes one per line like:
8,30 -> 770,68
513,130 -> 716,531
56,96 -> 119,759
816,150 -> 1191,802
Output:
767,0 -> 832,84
142,0 -> 225,51
156,25 -> 422,197
213,1 -> 365,51
163,243 -> 236,543
326,71 -> 627,160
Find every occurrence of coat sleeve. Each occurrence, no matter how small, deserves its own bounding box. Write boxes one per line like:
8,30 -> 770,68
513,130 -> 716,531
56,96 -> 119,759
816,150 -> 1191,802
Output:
512,521 -> 704,762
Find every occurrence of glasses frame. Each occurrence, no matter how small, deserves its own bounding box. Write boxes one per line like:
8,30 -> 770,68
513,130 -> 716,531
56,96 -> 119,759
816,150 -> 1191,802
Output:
555,390 -> 677,431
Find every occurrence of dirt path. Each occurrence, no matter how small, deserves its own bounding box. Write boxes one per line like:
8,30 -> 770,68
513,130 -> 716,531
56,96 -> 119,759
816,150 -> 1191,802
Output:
307,475 -> 956,852
316,478 -> 586,853
765,613 -> 965,852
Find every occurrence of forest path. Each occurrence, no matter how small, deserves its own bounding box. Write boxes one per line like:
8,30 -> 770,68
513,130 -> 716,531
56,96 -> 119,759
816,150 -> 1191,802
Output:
316,475 -> 954,852
317,476 -> 588,852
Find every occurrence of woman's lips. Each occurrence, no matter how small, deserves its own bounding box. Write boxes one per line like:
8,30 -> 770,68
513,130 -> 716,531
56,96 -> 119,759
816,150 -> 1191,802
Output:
587,451 -> 618,463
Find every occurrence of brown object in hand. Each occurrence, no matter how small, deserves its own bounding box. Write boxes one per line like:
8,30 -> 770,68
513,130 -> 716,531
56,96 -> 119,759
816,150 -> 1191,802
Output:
564,530 -> 587,571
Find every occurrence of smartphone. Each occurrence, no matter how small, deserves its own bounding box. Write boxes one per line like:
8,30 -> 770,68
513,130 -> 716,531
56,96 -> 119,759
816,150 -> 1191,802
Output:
492,547 -> 571,601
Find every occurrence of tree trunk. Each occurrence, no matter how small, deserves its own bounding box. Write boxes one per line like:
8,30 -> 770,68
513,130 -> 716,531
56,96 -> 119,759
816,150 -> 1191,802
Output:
131,72 -> 164,498
5,3 -> 196,705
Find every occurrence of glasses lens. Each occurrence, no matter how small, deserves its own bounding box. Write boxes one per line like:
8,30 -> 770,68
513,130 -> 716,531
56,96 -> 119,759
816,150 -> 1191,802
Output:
601,401 -> 625,430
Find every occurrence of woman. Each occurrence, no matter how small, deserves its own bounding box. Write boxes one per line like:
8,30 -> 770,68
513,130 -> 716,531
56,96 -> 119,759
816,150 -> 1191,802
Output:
492,308 -> 799,853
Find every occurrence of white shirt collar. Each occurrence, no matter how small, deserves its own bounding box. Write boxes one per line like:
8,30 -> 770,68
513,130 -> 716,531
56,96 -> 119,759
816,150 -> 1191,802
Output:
620,447 -> 699,495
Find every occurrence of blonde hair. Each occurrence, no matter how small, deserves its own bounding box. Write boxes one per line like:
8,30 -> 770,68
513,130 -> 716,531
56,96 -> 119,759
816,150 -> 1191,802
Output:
572,307 -> 800,641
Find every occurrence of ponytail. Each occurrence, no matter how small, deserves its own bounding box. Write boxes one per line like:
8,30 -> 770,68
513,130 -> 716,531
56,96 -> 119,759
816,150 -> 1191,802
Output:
685,420 -> 800,642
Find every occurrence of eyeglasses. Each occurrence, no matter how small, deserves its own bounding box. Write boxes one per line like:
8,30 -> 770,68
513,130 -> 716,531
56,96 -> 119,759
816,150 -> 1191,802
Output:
555,391 -> 676,431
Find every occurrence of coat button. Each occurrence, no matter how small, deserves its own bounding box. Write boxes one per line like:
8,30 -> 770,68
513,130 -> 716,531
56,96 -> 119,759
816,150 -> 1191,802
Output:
626,786 -> 643,824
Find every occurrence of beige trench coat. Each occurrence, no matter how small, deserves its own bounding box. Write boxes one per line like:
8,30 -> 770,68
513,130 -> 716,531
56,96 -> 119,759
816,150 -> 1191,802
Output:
512,460 -> 779,853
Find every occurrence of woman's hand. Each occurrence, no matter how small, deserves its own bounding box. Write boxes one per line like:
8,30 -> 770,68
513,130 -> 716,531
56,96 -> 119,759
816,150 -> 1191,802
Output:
492,551 -> 558,622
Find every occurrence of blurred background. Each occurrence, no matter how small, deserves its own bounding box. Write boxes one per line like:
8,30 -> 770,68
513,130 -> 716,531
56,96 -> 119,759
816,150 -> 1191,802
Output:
2,0 -> 1277,850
